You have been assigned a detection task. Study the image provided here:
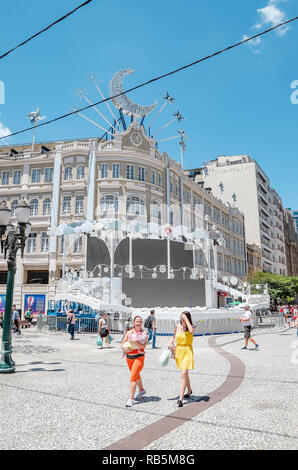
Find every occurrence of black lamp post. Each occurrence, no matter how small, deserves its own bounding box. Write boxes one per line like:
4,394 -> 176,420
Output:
0,199 -> 31,373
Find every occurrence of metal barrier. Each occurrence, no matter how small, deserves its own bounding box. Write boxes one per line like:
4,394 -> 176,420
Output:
37,312 -> 285,337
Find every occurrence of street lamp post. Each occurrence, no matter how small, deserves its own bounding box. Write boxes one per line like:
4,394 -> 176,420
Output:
0,199 -> 31,373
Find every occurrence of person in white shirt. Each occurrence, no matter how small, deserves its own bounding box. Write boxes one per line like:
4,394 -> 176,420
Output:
239,305 -> 259,350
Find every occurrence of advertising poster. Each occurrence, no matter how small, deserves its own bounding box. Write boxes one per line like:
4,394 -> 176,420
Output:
0,295 -> 5,313
24,294 -> 46,315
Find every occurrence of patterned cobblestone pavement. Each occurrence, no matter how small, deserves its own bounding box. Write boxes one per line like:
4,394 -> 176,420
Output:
0,327 -> 297,450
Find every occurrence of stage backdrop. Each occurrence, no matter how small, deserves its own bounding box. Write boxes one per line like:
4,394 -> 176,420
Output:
122,278 -> 206,308
87,237 -> 195,278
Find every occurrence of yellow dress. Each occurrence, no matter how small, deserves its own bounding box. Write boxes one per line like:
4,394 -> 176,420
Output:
175,328 -> 194,370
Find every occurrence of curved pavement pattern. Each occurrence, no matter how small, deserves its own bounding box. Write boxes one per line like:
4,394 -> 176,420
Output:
104,336 -> 246,450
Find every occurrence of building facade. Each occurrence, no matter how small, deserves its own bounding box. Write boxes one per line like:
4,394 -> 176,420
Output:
246,243 -> 262,273
0,125 -> 247,313
283,208 -> 298,277
198,155 -> 287,275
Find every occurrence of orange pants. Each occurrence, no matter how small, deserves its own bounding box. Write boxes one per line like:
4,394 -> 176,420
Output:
126,354 -> 145,383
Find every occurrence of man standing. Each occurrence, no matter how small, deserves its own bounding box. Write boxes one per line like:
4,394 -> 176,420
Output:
12,305 -> 21,335
145,309 -> 157,349
239,305 -> 259,350
67,308 -> 76,340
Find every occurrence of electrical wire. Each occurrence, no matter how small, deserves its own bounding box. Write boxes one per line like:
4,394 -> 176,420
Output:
1,14 -> 297,141
0,0 -> 92,60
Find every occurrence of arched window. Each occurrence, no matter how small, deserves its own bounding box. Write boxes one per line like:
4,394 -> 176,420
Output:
151,201 -> 161,222
76,165 -> 85,180
10,199 -> 19,216
43,198 -> 51,216
126,196 -> 145,215
64,166 -> 73,181
100,195 -> 118,215
30,199 -> 39,216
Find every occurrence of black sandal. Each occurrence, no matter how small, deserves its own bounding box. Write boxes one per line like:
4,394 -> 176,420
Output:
184,390 -> 192,399
177,399 -> 183,407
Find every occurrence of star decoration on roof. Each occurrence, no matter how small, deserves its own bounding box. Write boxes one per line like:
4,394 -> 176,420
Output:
163,92 -> 175,103
173,110 -> 184,123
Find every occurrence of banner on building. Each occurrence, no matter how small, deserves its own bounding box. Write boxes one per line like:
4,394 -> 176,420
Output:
24,294 -> 46,315
0,295 -> 6,313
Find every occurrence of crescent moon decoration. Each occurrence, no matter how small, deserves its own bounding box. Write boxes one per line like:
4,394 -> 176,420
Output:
109,69 -> 157,119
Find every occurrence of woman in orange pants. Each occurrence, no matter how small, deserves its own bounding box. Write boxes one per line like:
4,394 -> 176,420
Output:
121,316 -> 148,407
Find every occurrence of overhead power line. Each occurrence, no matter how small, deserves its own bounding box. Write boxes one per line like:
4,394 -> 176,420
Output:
1,14 -> 297,141
0,0 -> 92,60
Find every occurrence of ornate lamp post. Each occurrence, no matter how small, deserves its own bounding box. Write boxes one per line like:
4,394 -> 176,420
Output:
0,199 -> 31,373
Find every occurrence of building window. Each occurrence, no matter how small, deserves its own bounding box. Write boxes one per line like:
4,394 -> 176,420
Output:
31,169 -> 41,183
1,171 -> 9,185
10,199 -> 19,216
100,195 -> 118,214
62,196 -> 71,214
27,233 -> 37,253
60,236 -> 64,254
76,165 -> 85,180
42,198 -> 51,216
126,165 -> 135,180
169,210 -> 174,225
41,232 -> 49,253
158,174 -> 162,187
75,195 -> 84,214
73,236 -> 82,253
112,164 -> 120,179
126,196 -> 145,215
64,166 -> 73,181
30,199 -> 39,216
151,170 -> 156,185
45,168 -> 53,183
101,164 -> 108,179
138,167 -> 145,182
13,170 -> 21,185
152,201 -> 161,221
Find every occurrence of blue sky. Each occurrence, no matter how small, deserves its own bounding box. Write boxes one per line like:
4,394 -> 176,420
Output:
0,0 -> 297,208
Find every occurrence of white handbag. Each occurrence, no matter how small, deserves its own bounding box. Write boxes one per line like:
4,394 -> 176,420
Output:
157,348 -> 171,367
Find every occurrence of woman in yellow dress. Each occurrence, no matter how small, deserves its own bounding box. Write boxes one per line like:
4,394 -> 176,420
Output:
169,311 -> 195,407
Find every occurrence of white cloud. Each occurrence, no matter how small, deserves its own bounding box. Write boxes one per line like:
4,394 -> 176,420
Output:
242,35 -> 262,54
0,122 -> 11,141
244,0 -> 289,54
256,1 -> 289,36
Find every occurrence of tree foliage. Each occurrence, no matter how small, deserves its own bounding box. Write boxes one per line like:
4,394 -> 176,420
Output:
248,272 -> 298,303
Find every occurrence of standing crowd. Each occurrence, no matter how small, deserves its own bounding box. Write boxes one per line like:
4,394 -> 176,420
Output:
280,305 -> 298,330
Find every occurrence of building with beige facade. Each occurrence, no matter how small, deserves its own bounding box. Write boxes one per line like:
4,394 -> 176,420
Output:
197,155 -> 287,275
0,124 -> 248,313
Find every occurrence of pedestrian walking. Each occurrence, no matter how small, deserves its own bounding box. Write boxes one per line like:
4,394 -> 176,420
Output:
121,315 -> 148,407
288,308 -> 294,328
169,311 -> 195,408
12,305 -> 21,334
121,317 -> 132,342
295,312 -> 298,338
67,308 -> 76,340
25,307 -> 32,324
144,309 -> 157,349
240,305 -> 259,350
0,312 -> 3,329
98,313 -> 111,348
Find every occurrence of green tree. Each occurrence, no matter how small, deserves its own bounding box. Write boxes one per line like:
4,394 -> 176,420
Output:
248,272 -> 298,303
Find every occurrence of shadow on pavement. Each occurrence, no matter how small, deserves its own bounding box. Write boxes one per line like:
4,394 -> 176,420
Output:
168,395 -> 210,403
133,396 -> 161,405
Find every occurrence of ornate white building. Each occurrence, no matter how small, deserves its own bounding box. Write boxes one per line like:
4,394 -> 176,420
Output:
0,123 -> 247,312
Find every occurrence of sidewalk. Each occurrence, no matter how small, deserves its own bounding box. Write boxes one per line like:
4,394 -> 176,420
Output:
0,327 -> 297,450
